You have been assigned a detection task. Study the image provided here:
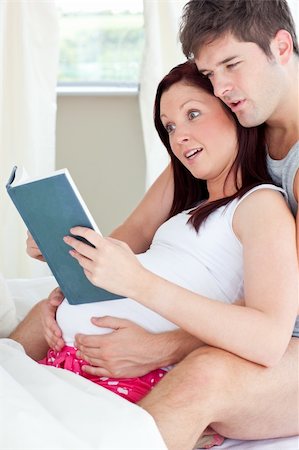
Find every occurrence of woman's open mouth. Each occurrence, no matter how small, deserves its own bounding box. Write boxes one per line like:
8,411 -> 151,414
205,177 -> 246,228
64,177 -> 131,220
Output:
185,147 -> 203,160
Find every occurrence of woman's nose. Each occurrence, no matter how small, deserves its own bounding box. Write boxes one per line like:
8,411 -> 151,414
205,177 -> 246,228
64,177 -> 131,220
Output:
176,128 -> 190,145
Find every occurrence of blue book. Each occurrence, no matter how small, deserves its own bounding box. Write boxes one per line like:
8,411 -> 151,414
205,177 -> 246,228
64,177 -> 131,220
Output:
6,166 -> 123,305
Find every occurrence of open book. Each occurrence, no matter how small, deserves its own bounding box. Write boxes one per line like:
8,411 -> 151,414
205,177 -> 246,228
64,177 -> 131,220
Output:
6,166 -> 123,305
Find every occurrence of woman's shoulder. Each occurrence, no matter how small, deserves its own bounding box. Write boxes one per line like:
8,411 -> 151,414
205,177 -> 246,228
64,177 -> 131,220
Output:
236,184 -> 290,215
227,184 -> 286,221
239,183 -> 285,203
232,184 -> 293,240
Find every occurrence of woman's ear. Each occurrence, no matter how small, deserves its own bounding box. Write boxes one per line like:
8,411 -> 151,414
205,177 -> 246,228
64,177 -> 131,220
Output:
271,29 -> 294,65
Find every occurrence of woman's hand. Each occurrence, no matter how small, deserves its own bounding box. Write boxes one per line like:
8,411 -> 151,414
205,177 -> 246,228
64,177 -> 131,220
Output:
63,227 -> 145,298
40,287 -> 65,351
26,231 -> 45,261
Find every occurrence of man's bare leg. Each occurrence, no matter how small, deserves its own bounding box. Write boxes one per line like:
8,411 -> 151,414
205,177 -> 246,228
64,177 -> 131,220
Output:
139,339 -> 299,450
9,300 -> 49,360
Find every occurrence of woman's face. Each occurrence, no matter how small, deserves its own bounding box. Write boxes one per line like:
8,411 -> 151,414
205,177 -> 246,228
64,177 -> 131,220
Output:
160,81 -> 238,187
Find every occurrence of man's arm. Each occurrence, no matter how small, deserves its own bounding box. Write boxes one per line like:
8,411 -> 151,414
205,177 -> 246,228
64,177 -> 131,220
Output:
26,164 -> 173,257
110,164 -> 174,252
294,169 -> 299,256
75,318 -> 203,378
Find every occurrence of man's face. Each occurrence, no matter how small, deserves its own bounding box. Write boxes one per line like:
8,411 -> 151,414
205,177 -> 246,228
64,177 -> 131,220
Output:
195,34 -> 286,127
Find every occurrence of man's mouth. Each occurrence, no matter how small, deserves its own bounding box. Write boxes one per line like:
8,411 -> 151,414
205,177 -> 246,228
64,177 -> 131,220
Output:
184,147 -> 203,160
227,99 -> 246,112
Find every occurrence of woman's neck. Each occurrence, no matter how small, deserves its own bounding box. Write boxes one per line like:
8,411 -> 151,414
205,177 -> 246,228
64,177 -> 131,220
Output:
207,171 -> 240,202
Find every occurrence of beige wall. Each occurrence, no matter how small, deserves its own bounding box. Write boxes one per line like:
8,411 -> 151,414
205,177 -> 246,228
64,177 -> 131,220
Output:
55,93 -> 146,236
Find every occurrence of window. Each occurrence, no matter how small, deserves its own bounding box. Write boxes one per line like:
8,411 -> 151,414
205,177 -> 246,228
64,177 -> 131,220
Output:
57,0 -> 144,87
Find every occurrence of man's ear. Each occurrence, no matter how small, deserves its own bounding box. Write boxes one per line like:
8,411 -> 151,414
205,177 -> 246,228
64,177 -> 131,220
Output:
271,29 -> 294,64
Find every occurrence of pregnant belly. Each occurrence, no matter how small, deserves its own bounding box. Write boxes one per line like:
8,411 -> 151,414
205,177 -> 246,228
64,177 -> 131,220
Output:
57,297 -> 178,347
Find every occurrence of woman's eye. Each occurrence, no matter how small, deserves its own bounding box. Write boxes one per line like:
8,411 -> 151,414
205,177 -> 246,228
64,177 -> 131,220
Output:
165,123 -> 175,134
188,110 -> 200,120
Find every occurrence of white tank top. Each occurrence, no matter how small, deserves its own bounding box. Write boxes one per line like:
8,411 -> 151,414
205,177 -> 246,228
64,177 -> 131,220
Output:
57,184 -> 285,346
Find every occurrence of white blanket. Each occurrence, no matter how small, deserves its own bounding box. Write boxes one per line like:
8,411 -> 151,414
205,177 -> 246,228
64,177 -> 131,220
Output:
0,273 -> 17,337
0,276 -> 166,449
0,339 -> 166,450
0,276 -> 298,449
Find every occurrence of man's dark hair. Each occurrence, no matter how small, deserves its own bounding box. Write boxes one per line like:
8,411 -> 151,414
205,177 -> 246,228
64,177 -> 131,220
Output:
180,0 -> 299,59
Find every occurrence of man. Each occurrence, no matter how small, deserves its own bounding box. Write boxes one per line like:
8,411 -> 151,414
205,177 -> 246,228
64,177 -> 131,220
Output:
138,1 -> 299,448
11,1 -> 298,449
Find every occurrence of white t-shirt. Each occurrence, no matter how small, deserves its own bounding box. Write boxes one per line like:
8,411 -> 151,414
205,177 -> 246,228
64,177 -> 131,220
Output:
57,184 -> 284,346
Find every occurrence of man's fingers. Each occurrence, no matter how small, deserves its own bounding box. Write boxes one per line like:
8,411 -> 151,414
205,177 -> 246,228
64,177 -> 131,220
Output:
90,316 -> 129,329
76,347 -> 95,359
81,364 -> 111,378
75,333 -> 108,348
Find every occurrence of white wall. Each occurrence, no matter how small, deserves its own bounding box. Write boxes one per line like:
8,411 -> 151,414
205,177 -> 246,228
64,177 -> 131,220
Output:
55,93 -> 147,236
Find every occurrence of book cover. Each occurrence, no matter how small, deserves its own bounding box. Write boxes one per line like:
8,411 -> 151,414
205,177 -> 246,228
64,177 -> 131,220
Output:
6,166 -> 123,305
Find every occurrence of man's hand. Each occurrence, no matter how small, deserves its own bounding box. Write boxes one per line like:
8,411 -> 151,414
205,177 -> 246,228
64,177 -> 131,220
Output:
40,287 -> 65,351
75,317 -> 202,378
26,231 -> 45,261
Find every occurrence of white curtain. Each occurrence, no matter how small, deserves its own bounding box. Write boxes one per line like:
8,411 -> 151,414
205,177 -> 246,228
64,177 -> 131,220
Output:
140,0 -> 186,188
0,0 -> 59,278
288,0 -> 299,32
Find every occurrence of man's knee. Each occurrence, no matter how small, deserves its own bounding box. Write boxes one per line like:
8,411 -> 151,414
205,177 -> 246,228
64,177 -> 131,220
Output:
185,346 -> 235,379
171,346 -> 236,404
9,300 -> 44,337
8,300 -> 49,360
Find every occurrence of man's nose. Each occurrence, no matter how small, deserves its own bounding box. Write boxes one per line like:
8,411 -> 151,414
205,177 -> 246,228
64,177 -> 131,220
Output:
212,74 -> 233,98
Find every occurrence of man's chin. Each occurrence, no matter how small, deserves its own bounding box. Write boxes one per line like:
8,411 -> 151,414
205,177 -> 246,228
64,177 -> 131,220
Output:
235,112 -> 264,128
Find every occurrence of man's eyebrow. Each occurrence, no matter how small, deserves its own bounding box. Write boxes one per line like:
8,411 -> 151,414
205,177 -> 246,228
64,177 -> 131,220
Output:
198,55 -> 239,73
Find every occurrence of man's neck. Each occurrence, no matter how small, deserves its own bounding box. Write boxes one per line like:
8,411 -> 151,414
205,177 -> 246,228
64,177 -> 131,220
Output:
266,123 -> 298,159
266,59 -> 299,159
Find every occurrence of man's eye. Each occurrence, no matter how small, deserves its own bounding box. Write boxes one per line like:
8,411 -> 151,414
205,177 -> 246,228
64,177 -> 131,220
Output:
227,62 -> 240,70
188,111 -> 200,120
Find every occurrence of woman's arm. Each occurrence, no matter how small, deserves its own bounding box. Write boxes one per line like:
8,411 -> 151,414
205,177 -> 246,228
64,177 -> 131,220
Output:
136,189 -> 298,366
38,164 -> 203,374
30,165 -> 175,351
67,189 -> 298,368
76,165 -> 203,376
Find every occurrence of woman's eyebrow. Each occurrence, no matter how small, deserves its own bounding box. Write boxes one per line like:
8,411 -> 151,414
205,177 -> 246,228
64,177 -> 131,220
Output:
160,98 -> 205,119
180,98 -> 205,109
